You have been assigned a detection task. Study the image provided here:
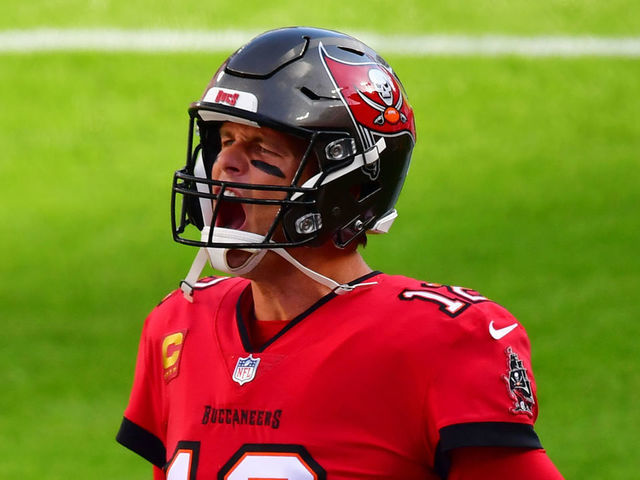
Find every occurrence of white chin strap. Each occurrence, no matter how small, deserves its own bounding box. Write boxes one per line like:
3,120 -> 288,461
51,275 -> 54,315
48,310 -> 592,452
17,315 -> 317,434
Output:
203,226 -> 270,275
179,227 -> 377,302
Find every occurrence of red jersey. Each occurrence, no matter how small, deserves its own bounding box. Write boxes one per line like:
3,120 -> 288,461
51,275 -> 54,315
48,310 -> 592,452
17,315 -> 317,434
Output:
117,272 -> 542,479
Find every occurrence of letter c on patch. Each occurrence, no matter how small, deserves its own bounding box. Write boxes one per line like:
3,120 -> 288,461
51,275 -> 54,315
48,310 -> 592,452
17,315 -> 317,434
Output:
162,332 -> 184,369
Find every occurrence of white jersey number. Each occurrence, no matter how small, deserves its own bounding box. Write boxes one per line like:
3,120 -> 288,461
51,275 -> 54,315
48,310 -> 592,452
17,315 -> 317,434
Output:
166,442 -> 326,480
400,283 -> 488,318
166,442 -> 200,480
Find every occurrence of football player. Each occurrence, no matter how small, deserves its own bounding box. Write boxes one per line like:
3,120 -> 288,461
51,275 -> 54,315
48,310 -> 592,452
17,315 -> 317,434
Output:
117,27 -> 564,479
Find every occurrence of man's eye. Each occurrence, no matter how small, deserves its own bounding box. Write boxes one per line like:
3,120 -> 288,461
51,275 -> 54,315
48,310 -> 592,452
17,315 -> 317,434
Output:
258,145 -> 278,156
250,160 -> 286,179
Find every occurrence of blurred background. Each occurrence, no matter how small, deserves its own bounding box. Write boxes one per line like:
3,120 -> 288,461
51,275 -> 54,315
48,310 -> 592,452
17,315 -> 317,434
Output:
1,1 -> 638,478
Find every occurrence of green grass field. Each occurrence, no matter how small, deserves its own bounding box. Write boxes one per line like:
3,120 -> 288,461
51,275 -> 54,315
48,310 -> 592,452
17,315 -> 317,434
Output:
1,2 -> 639,478
1,0 -> 638,34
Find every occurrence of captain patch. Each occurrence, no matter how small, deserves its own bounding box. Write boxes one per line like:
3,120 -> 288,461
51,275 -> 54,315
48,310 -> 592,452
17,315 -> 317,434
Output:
162,330 -> 187,383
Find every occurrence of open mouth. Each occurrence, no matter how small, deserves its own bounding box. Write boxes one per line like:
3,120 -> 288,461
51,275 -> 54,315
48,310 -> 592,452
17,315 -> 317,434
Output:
214,191 -> 247,230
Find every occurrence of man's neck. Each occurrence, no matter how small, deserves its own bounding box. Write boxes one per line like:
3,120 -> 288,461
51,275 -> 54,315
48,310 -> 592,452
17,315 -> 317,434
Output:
247,246 -> 372,322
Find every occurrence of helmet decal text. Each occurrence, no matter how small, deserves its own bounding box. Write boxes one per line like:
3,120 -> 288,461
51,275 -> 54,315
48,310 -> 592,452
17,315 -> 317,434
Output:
203,87 -> 258,113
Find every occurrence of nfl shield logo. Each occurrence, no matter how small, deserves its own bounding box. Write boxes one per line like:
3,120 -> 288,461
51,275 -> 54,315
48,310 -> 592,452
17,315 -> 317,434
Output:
232,354 -> 261,386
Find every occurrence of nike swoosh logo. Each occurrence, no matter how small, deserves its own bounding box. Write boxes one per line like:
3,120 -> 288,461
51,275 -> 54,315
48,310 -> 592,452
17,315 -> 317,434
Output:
489,320 -> 518,340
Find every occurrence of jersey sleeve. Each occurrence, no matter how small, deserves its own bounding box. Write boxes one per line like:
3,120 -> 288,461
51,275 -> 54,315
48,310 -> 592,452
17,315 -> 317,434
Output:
422,298 -> 543,477
447,447 -> 564,479
116,311 -> 168,468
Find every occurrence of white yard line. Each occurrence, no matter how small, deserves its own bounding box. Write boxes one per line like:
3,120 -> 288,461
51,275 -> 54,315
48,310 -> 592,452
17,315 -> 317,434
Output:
1,28 -> 639,57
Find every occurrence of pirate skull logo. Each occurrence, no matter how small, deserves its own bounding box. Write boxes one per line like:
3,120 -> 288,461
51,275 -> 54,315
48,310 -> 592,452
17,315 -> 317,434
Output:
320,43 -> 416,139
357,67 -> 408,126
368,69 -> 394,106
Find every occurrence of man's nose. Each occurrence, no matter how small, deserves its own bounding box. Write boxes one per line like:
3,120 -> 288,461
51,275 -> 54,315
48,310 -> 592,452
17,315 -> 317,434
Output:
213,142 -> 249,178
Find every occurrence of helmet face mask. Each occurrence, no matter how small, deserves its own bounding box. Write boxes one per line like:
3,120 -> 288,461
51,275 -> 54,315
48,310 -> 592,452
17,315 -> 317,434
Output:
171,27 -> 416,253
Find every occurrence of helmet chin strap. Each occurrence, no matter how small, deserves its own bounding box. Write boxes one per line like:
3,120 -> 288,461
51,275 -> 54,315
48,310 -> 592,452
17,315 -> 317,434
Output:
180,227 -> 377,302
203,227 -> 270,275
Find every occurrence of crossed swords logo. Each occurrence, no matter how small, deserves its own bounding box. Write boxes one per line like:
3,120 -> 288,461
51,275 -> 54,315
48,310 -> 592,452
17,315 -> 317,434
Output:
357,68 -> 407,126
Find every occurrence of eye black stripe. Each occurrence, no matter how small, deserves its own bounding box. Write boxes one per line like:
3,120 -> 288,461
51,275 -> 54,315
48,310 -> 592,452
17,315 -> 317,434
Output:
250,160 -> 286,179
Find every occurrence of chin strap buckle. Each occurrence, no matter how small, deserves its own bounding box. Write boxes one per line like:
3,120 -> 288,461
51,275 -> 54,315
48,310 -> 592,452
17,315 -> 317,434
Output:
180,248 -> 210,302
334,281 -> 379,295
180,280 -> 195,302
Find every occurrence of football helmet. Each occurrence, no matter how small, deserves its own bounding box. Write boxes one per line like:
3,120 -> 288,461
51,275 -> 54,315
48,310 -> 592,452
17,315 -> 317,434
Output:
171,27 -> 416,296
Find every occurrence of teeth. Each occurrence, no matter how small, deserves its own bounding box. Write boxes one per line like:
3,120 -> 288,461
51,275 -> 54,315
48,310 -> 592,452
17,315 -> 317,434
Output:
222,190 -> 236,197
